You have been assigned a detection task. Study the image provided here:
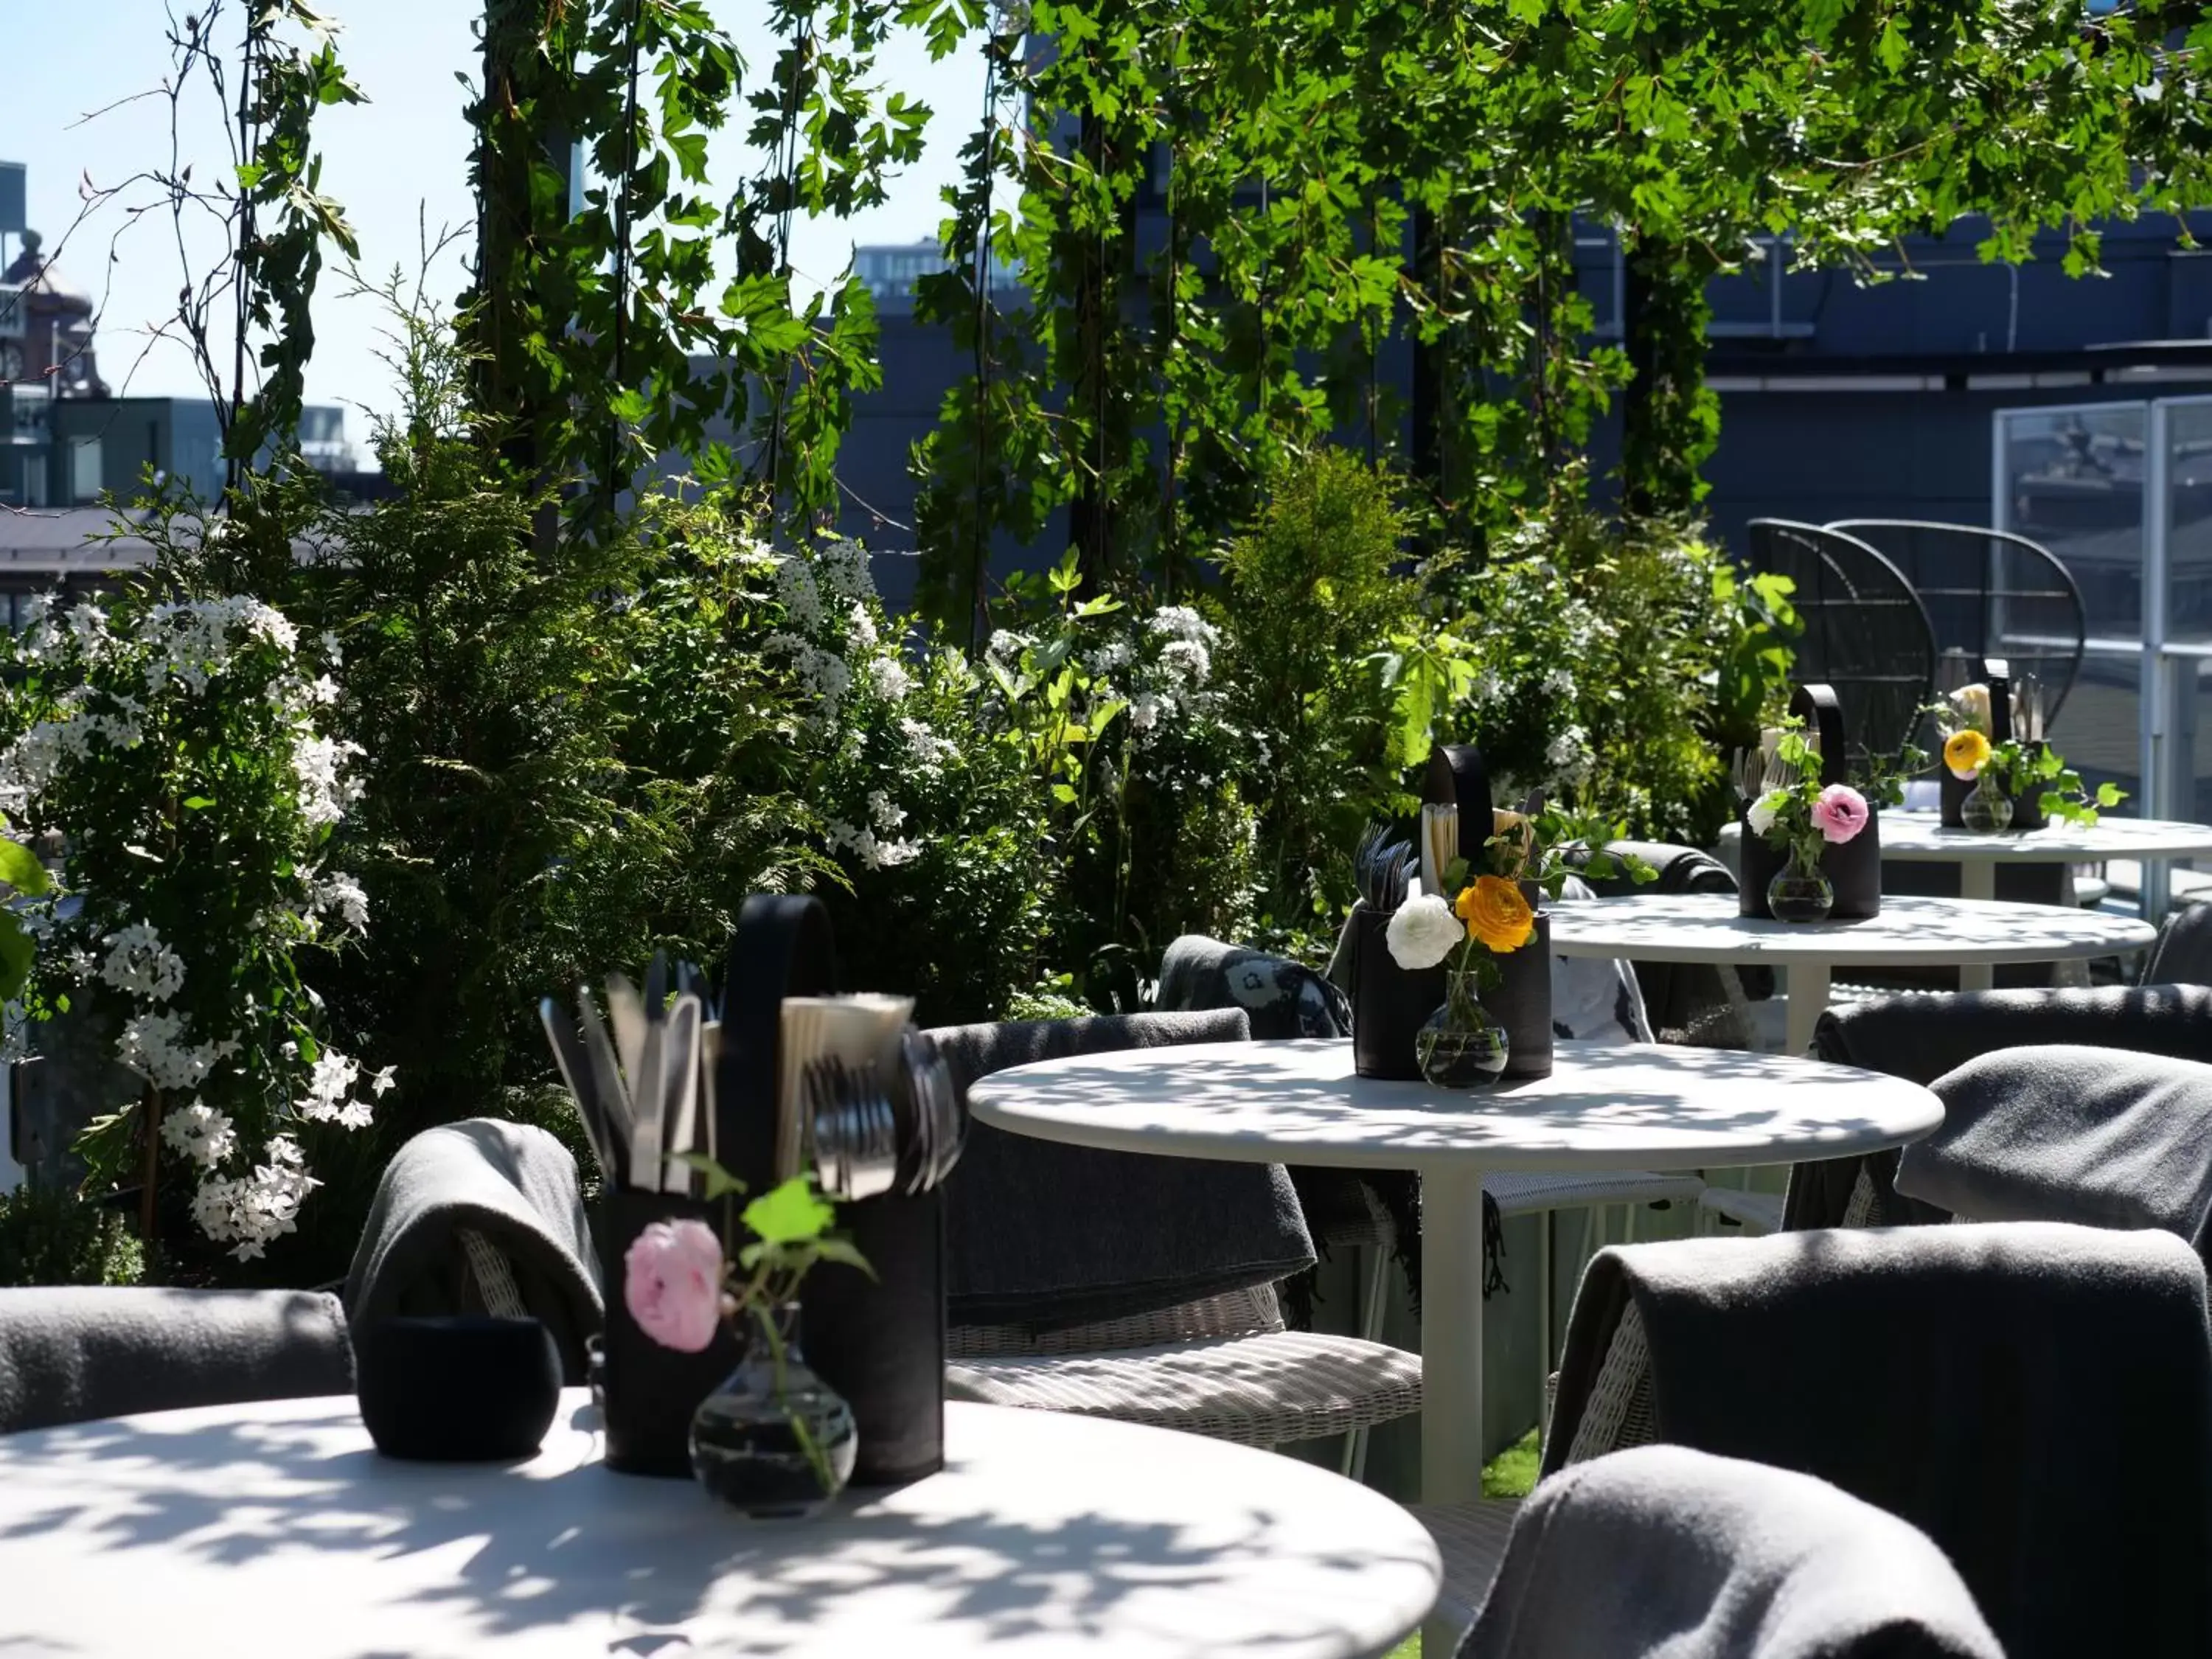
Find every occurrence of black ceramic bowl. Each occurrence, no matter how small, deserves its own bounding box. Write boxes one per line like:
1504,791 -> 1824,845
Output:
355,1315 -> 563,1462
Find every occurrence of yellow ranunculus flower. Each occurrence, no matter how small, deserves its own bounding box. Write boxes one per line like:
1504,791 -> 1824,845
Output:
1944,728 -> 1992,781
1455,874 -> 1536,953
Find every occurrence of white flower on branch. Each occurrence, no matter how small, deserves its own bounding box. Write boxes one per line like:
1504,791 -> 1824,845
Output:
900,717 -> 959,774
101,922 -> 186,1003
309,870 -> 369,933
869,655 -> 914,701
291,733 -> 366,829
161,1102 -> 237,1169
119,1010 -> 232,1092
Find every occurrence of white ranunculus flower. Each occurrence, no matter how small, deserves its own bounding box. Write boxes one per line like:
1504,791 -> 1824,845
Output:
1747,788 -> 1789,838
1385,893 -> 1464,972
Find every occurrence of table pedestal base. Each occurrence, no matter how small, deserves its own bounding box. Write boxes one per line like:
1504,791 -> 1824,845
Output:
1420,1161 -> 1488,1655
1419,1163 -> 1487,1511
1784,961 -> 1830,1056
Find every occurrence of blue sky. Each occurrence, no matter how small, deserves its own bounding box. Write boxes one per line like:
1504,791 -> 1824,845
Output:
6,2 -> 978,440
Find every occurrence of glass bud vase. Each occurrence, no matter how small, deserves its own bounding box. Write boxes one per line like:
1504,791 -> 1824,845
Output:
1416,968 -> 1511,1089
1961,772 -> 2014,833
690,1304 -> 858,1520
1765,849 -> 1835,924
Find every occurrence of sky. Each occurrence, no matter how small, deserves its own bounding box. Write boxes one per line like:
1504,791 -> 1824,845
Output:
6,1 -> 981,450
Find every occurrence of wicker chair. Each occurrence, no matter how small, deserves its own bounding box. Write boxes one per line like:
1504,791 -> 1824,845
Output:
1746,520 -> 1938,761
1826,519 -> 2087,720
931,1012 -> 1425,1457
946,1280 -> 1422,1449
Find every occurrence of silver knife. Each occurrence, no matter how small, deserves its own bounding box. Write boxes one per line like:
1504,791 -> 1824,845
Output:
605,971 -> 648,1105
576,985 -> 633,1188
661,992 -> 703,1194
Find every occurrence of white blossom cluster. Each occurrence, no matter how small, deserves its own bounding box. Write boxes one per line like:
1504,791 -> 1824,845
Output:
0,588 -> 384,1259
161,1101 -> 237,1168
900,716 -> 959,775
826,788 -> 919,872
294,1047 -> 393,1131
119,1009 -> 236,1092
101,922 -> 186,1003
1149,606 -> 1219,692
189,1135 -> 320,1262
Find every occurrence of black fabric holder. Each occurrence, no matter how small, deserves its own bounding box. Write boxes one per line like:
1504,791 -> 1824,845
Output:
1347,902 -> 1443,1080
1740,684 -> 1882,920
595,1187 -> 743,1476
1485,908 -> 1554,1080
597,892 -> 946,1487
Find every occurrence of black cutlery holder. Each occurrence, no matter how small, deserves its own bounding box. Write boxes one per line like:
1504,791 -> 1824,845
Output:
592,893 -> 946,1487
1483,909 -> 1553,1081
1347,902 -> 1443,1080
722,893 -> 945,1489
1740,684 -> 1882,920
595,1186 -> 745,1476
801,1184 -> 946,1486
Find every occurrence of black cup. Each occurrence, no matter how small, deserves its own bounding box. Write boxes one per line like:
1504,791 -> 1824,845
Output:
356,1315 -> 563,1462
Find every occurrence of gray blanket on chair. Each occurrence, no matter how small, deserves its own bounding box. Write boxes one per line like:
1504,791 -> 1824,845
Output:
0,1286 -> 353,1434
1787,983 -> 2212,1230
1895,1045 -> 2212,1256
1543,1222 -> 2212,1659
342,1118 -> 601,1382
1462,1444 -> 2002,1659
928,1009 -> 1315,1330
1158,933 -> 1422,1320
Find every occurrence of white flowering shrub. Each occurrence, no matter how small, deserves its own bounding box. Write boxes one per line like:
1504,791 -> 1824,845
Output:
761,536 -> 1056,1020
0,588 -> 384,1262
1411,501 -> 1757,844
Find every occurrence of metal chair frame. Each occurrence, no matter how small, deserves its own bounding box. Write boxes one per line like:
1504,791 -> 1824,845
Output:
1825,518 -> 2087,722
1746,519 -> 1938,762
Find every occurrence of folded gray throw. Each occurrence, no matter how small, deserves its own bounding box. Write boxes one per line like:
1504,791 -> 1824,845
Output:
928,1009 -> 1316,1329
1898,1046 -> 2212,1253
1788,984 -> 2212,1229
343,1118 -> 601,1382
1464,1444 -> 2003,1659
0,1286 -> 352,1433
1545,1222 -> 2212,1659
1158,933 -> 1419,1323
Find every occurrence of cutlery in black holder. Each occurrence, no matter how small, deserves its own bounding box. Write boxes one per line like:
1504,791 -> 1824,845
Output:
594,891 -> 946,1488
1740,683 -> 1882,920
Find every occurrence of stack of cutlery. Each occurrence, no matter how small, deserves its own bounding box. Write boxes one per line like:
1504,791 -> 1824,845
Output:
541,951 -> 714,1196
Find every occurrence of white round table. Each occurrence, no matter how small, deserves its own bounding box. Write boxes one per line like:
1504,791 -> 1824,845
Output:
1878,812 -> 2212,914
967,1037 -> 1943,1509
1549,892 -> 2156,1054
0,1393 -> 1439,1659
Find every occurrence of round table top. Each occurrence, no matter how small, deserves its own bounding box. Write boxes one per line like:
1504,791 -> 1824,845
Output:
966,1037 -> 1942,1175
1546,891 -> 2155,967
1764,813 -> 2212,865
0,1394 -> 1438,1659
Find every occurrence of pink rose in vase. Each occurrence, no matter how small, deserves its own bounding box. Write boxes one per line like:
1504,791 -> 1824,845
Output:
624,1218 -> 726,1353
1811,783 -> 1870,845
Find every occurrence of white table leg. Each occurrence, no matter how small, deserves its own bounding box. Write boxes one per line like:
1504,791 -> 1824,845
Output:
1784,960 -> 1830,1057
1957,862 -> 1997,990
1419,1164 -> 1486,1506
